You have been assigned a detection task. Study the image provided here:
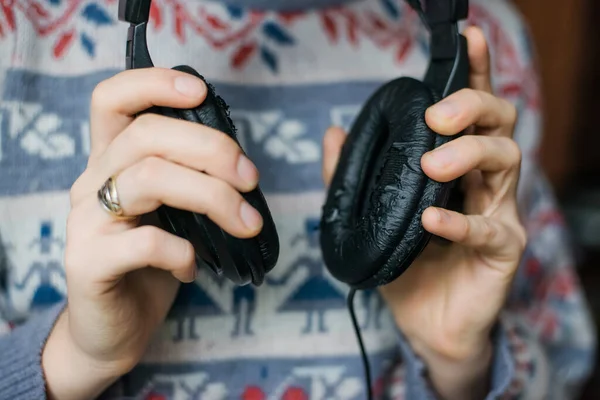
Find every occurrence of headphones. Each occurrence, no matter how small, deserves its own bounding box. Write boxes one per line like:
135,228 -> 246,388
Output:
118,1 -> 469,397
117,0 -> 469,288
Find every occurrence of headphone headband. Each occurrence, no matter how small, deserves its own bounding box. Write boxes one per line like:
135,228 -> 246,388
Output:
118,0 -> 150,24
414,0 -> 469,98
119,0 -> 152,70
118,0 -> 469,88
423,0 -> 468,24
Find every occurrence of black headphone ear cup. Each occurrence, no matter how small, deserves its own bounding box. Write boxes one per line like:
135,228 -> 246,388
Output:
320,77 -> 454,289
153,65 -> 279,286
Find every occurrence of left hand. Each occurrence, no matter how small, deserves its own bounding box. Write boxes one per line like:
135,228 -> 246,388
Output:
322,26 -> 525,394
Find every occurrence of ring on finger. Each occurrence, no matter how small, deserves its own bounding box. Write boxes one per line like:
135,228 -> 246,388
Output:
97,175 -> 135,220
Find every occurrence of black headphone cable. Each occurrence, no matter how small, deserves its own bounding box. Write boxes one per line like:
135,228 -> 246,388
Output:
347,288 -> 373,400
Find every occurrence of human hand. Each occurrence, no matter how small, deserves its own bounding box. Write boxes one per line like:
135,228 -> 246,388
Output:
322,27 -> 525,400
42,68 -> 263,400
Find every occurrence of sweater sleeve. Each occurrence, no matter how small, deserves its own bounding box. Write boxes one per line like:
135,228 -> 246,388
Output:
390,323 -> 514,399
0,302 -> 65,399
0,230 -> 66,398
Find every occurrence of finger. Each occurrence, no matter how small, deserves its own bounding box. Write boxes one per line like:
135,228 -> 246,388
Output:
92,226 -> 197,283
89,68 -> 207,163
425,89 -> 517,136
322,126 -> 347,187
82,113 -> 258,198
463,26 -> 493,93
113,157 -> 263,238
421,135 -> 521,188
422,207 -> 524,260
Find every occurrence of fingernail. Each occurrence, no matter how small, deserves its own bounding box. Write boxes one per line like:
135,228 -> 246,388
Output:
174,76 -> 206,98
240,202 -> 263,231
431,100 -> 459,118
237,155 -> 259,186
428,145 -> 456,168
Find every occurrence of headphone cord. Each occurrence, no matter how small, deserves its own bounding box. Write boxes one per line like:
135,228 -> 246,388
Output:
347,288 -> 374,400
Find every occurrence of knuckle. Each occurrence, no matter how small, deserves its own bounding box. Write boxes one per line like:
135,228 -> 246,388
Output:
467,89 -> 486,109
90,80 -> 111,110
179,241 -> 195,269
209,131 -> 240,159
127,114 -> 170,157
69,173 -> 86,204
66,205 -> 88,238
466,135 -> 487,158
451,89 -> 478,121
456,87 -> 474,99
129,114 -> 159,144
134,156 -> 165,183
133,226 -> 163,261
204,179 -> 239,216
137,67 -> 170,83
506,101 -> 518,124
63,237 -> 86,277
500,98 -> 518,125
64,204 -> 98,273
502,138 -> 522,166
212,178 -> 237,202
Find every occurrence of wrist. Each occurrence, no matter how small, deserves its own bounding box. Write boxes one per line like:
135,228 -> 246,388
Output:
408,333 -> 494,400
406,328 -> 493,364
413,335 -> 493,371
42,308 -> 124,400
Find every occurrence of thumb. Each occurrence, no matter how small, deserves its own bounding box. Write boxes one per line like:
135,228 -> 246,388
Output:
322,126 -> 347,187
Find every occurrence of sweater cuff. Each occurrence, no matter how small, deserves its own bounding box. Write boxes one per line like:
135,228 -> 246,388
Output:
0,301 -> 66,399
396,322 -> 515,399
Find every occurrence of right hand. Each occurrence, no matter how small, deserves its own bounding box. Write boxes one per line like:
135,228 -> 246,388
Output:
42,68 -> 264,400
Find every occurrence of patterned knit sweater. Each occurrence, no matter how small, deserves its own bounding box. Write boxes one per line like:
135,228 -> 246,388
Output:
0,0 -> 596,398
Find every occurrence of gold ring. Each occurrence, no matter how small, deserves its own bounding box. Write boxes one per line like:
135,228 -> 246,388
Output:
97,175 -> 129,219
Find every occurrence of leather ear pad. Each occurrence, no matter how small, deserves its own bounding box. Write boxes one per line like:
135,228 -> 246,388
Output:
320,77 -> 456,289
153,65 -> 279,286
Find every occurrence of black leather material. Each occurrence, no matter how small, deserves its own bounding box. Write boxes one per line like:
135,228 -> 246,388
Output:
320,77 -> 456,289
154,65 -> 279,286
146,68 -> 458,290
